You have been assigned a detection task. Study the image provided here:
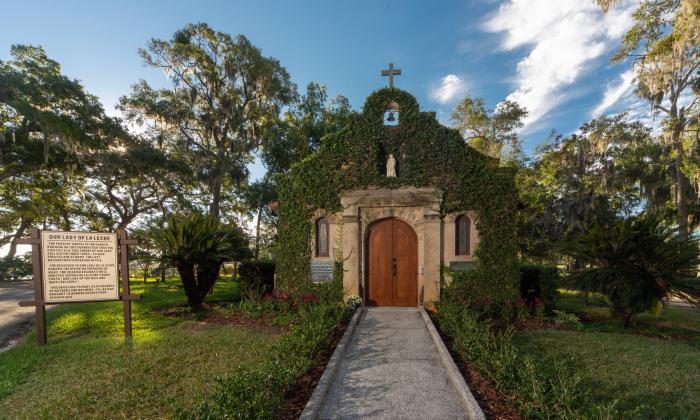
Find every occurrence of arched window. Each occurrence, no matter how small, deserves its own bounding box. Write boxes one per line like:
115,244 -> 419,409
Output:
316,218 -> 329,257
455,215 -> 470,256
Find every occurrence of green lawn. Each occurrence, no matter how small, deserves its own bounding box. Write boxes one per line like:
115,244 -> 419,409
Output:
513,290 -> 700,417
558,289 -> 700,331
0,280 -> 280,419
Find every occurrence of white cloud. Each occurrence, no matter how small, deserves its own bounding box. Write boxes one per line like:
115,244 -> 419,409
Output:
430,74 -> 468,104
591,68 -> 636,117
484,0 -> 635,128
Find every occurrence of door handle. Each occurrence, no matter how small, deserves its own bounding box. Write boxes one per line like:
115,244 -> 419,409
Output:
392,257 -> 397,277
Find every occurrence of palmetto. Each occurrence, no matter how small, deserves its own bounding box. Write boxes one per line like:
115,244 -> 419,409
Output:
561,217 -> 700,327
151,212 -> 248,309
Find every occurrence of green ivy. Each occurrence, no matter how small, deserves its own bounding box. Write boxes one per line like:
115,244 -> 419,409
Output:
275,88 -> 519,302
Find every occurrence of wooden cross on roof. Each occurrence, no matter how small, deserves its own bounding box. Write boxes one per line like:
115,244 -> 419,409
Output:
381,63 -> 401,88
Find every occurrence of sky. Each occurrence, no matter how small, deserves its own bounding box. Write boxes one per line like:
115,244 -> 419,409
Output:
1,0 -> 643,179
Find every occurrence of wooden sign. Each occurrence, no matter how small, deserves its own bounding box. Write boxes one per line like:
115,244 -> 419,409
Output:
18,229 -> 140,346
41,231 -> 119,303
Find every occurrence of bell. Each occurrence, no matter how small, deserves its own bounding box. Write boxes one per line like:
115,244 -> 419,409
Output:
387,110 -> 396,122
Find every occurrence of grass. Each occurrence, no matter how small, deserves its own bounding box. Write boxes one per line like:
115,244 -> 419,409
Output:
0,280 -> 281,419
557,289 -> 700,348
513,330 -> 700,417
513,290 -> 700,417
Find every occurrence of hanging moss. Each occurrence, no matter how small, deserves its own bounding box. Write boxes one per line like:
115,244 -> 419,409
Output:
275,88 -> 519,302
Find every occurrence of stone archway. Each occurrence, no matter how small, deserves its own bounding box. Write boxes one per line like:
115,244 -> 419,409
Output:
338,187 -> 443,306
366,218 -> 418,307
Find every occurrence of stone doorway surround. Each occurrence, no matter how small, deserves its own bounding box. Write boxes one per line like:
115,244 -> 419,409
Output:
339,187 -> 443,306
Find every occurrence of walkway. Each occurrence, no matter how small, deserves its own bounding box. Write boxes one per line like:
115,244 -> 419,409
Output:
0,281 -> 35,351
316,307 -> 478,419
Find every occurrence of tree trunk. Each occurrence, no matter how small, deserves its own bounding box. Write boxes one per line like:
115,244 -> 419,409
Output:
61,209 -> 71,231
623,312 -> 635,329
160,263 -> 166,283
254,195 -> 263,261
196,261 -> 222,305
675,137 -> 689,240
209,155 -> 224,220
177,263 -> 201,310
7,219 -> 30,259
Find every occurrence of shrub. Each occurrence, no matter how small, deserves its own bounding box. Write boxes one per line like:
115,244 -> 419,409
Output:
186,302 -> 348,418
435,299 -> 592,418
552,310 -> 583,331
435,274 -> 621,417
238,259 -> 275,299
0,255 -> 32,282
151,212 -> 249,310
346,294 -> 362,309
444,270 -> 496,317
514,298 -> 530,322
560,216 -> 700,327
533,297 -> 546,322
519,263 -> 559,312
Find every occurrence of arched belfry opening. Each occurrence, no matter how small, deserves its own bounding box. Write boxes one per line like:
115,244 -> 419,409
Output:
383,101 -> 400,126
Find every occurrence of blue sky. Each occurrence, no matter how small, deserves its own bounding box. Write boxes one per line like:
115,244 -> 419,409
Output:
1,0 -> 642,178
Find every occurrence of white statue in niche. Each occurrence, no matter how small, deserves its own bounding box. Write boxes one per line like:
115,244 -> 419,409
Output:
386,154 -> 397,177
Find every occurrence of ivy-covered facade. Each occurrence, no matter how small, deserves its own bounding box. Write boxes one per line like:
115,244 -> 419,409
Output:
276,88 -> 519,306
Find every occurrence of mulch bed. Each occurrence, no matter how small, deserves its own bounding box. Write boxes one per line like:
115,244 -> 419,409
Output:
492,318 -> 572,333
630,329 -> 695,344
277,312 -> 352,419
156,302 -> 288,334
432,318 -> 522,420
574,312 -> 697,344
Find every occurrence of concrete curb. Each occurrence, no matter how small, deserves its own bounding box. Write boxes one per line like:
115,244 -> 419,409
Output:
420,308 -> 486,420
300,306 -> 364,420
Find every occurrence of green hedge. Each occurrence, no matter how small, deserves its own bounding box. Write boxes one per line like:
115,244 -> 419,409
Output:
276,87 -> 519,302
519,264 -> 560,311
238,260 -> 276,295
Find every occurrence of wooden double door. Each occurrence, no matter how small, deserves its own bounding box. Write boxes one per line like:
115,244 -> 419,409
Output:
366,218 -> 418,307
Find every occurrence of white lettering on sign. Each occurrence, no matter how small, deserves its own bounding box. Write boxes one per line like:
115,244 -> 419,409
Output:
41,231 -> 119,303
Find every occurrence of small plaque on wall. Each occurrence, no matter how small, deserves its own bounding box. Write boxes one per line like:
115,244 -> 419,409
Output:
311,261 -> 334,283
449,261 -> 476,272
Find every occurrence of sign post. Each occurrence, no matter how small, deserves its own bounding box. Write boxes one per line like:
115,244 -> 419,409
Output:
119,229 -> 139,338
18,229 -> 140,345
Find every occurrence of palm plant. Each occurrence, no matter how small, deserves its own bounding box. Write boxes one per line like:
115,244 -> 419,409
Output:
151,212 -> 249,310
560,217 -> 700,327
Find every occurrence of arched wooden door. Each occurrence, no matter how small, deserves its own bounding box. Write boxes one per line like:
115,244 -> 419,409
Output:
367,218 -> 418,306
